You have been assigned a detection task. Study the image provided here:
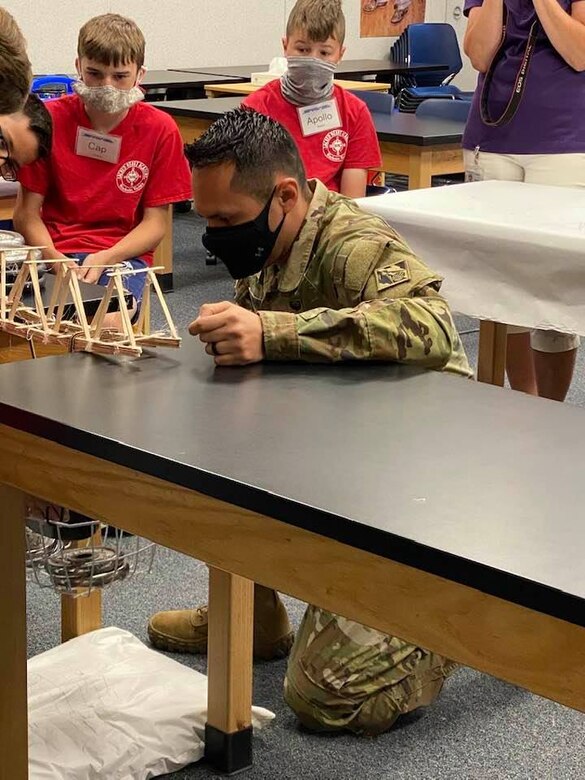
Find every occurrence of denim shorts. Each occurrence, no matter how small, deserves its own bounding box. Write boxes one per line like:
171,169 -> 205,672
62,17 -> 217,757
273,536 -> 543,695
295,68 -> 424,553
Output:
67,254 -> 148,308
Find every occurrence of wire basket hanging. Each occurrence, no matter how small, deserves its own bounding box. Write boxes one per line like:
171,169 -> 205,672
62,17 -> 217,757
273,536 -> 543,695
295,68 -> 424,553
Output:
25,501 -> 156,597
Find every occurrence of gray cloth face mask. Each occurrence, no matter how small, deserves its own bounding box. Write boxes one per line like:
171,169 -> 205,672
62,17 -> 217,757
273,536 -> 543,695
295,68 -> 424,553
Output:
280,56 -> 337,107
73,81 -> 144,114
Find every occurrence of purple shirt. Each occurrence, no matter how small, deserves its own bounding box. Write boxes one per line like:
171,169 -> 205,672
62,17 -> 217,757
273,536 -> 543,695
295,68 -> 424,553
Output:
463,0 -> 585,153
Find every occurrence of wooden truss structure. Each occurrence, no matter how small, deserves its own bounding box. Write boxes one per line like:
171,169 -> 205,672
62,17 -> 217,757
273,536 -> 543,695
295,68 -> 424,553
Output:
0,247 -> 180,357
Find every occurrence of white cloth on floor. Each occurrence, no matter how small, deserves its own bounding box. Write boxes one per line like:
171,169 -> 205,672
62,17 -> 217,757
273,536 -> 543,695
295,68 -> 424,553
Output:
28,626 -> 274,779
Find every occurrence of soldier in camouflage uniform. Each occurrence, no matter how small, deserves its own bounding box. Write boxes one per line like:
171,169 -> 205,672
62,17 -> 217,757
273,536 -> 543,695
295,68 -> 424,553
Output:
148,108 -> 471,736
232,177 -> 470,373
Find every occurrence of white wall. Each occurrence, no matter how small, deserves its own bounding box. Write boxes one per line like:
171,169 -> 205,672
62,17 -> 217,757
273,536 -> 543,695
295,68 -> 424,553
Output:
6,0 -> 455,74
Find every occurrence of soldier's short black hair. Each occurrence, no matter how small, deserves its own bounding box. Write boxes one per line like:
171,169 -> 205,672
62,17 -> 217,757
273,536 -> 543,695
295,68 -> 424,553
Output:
185,108 -> 307,202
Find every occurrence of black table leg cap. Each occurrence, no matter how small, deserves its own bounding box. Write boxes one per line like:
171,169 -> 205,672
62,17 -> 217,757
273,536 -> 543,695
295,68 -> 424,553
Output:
204,723 -> 253,775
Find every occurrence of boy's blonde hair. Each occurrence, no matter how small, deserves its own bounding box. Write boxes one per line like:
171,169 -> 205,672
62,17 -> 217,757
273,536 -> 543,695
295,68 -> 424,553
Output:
78,13 -> 145,70
286,0 -> 346,45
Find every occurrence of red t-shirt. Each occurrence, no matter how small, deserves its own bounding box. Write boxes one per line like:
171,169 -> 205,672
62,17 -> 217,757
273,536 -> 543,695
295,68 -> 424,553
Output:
243,82 -> 382,193
18,96 -> 192,264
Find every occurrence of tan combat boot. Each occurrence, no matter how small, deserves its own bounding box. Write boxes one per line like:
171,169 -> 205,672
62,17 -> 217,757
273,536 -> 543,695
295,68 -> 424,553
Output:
147,584 -> 294,661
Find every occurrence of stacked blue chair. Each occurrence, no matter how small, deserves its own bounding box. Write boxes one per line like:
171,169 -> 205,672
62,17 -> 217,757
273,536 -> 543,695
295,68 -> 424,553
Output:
349,90 -> 395,114
415,97 -> 472,122
31,75 -> 76,101
390,24 -> 469,112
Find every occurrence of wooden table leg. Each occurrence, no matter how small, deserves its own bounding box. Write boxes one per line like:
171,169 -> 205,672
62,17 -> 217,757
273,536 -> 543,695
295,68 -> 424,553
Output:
153,203 -> 174,292
172,116 -> 214,145
477,320 -> 508,386
408,148 -> 433,189
205,567 -> 254,774
0,485 -> 28,780
60,531 -> 103,642
61,591 -> 102,643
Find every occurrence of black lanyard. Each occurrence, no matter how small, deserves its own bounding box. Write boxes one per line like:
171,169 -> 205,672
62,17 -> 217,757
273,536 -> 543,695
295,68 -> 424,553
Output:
480,9 -> 540,127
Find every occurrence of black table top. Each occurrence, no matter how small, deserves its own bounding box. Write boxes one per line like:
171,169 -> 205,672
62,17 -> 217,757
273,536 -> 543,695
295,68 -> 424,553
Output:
0,335 -> 583,627
141,70 -> 236,89
170,64 -> 268,80
34,71 -> 239,91
171,60 -> 448,80
157,96 -> 242,122
157,98 -> 465,146
371,111 -> 465,145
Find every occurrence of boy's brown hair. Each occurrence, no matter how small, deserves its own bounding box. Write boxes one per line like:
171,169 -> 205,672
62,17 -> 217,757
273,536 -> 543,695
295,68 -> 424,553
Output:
0,6 -> 33,114
78,13 -> 145,70
286,0 -> 346,44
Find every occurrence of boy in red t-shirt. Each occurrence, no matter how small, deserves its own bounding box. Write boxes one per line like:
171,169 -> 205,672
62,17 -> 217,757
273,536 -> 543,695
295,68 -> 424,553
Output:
15,13 -> 192,317
243,0 -> 382,198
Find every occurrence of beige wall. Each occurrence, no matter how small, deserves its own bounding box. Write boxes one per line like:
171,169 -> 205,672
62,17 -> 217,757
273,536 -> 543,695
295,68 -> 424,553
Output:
7,0 -> 453,73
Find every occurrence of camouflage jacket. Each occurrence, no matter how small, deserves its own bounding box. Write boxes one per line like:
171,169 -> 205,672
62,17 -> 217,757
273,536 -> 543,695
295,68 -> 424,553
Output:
235,180 -> 471,378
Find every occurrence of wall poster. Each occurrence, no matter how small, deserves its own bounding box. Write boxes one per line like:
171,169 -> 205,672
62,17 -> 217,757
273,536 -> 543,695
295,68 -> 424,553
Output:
360,0 -> 426,37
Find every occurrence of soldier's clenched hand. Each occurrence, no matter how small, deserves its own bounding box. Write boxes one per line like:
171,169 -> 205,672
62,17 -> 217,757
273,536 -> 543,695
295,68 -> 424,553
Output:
189,301 -> 265,365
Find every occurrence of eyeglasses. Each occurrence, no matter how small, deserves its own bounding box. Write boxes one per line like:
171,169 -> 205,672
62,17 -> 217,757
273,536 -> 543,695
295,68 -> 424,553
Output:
0,128 -> 18,182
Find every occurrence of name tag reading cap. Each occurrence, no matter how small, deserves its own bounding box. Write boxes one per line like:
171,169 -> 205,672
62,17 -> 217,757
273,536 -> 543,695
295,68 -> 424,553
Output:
75,127 -> 122,164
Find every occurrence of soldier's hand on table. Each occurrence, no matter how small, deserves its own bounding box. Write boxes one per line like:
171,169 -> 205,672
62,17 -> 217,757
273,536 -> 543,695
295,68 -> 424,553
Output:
189,301 -> 264,366
77,251 -> 113,284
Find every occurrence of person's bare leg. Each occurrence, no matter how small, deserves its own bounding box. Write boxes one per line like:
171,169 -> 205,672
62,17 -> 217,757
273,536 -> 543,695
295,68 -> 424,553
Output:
533,348 -> 577,402
506,333 -> 537,395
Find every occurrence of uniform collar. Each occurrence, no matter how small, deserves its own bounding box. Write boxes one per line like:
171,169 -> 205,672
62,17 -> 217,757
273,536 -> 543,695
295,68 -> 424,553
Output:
277,179 -> 329,293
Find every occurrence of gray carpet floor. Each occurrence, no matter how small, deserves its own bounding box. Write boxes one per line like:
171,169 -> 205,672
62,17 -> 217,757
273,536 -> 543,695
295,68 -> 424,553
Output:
26,210 -> 585,779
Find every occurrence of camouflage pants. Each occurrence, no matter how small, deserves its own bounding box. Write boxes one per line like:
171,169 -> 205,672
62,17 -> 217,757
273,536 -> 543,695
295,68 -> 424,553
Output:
284,605 -> 457,736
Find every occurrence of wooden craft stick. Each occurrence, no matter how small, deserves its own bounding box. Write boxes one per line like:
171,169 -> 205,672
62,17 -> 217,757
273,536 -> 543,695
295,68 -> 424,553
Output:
134,274 -> 151,335
8,264 -> 30,321
0,250 -> 6,321
136,335 -> 181,348
111,271 -> 137,349
19,257 -> 70,264
89,280 -> 115,336
54,268 -> 73,330
67,271 -> 91,341
72,337 -> 141,358
46,263 -> 67,318
149,270 -> 179,340
110,264 -> 164,277
28,258 -> 49,332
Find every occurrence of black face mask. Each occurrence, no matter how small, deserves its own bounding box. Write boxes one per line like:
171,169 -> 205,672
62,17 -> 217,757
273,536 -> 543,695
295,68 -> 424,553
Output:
201,188 -> 286,279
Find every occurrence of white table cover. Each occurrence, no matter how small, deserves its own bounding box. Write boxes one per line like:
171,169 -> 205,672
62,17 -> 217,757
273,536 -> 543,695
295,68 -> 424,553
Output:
359,180 -> 585,334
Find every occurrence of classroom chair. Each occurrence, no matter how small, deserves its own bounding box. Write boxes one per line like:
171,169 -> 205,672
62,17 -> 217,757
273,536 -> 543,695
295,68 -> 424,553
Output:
415,97 -> 472,122
349,90 -> 395,114
31,75 -> 76,101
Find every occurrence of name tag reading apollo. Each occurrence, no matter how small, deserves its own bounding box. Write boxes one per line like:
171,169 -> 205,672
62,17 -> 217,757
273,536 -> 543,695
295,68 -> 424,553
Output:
297,99 -> 342,137
75,127 -> 122,164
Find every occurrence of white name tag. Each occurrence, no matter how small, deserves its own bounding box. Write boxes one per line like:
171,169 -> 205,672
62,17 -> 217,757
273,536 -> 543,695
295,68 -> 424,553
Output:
75,127 -> 121,164
297,99 -> 341,137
